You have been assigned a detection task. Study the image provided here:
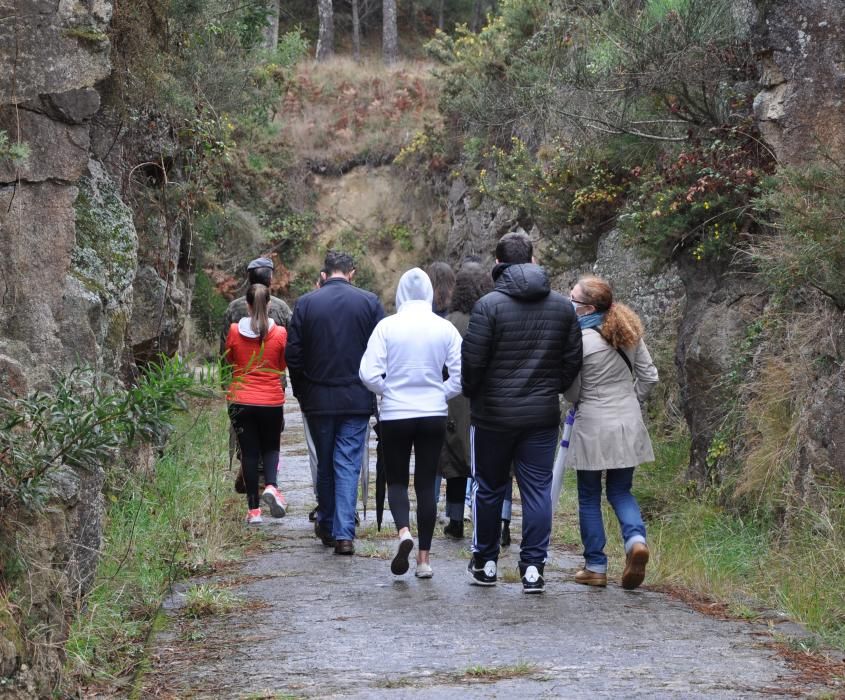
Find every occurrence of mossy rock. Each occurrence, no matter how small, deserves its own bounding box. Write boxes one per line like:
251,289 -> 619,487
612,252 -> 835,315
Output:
72,160 -> 138,300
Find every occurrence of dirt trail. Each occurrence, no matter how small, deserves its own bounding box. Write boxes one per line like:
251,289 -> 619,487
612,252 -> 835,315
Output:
141,396 -> 822,699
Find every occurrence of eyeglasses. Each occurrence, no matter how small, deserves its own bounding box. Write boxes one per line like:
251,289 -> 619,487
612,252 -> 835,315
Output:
570,297 -> 591,306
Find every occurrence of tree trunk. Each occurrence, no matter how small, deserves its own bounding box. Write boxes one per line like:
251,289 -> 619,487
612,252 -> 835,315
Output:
263,0 -> 279,51
382,0 -> 399,65
316,0 -> 335,62
351,0 -> 361,62
438,0 -> 445,31
471,0 -> 483,32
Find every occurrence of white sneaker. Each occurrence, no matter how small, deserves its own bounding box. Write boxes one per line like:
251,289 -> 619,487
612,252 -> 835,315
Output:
415,562 -> 433,579
262,485 -> 287,518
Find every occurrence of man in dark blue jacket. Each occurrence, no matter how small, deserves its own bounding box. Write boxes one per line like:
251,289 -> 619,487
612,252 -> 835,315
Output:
286,251 -> 384,555
462,232 -> 582,593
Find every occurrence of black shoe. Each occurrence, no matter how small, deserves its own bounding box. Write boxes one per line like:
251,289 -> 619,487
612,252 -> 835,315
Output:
391,535 -> 414,575
466,556 -> 497,586
334,539 -> 355,555
443,519 -> 464,539
314,521 -> 335,547
520,562 -> 545,594
308,507 -> 318,522
500,519 -> 511,547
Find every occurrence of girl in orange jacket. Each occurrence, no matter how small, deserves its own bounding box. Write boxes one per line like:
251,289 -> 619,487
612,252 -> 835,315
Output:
225,283 -> 288,523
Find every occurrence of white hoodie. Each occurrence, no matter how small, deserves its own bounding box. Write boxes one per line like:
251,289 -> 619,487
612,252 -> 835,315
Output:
359,267 -> 463,420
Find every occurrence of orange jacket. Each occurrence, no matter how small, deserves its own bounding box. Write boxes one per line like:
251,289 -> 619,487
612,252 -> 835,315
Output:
225,322 -> 287,406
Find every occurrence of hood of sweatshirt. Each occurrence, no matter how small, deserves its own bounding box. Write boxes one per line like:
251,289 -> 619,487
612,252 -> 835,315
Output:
395,267 -> 434,310
237,317 -> 276,338
492,262 -> 551,301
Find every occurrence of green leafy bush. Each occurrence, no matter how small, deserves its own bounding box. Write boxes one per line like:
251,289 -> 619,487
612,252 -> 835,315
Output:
265,211 -> 317,262
192,270 -> 230,342
619,138 -> 773,261
477,137 -> 627,229
0,358 -> 207,511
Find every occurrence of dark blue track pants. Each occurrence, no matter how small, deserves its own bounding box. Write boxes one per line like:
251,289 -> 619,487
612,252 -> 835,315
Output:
470,424 -> 558,566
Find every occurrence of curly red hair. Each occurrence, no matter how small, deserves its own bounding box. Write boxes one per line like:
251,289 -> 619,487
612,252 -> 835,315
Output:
578,275 -> 644,349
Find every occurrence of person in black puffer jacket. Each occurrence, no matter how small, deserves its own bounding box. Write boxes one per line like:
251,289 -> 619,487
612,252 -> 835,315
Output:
462,231 -> 582,593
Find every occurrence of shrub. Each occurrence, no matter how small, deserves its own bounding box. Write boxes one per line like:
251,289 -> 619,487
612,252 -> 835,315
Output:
619,138 -> 774,261
478,137 -> 627,229
751,163 -> 845,309
192,270 -> 230,343
0,358 -> 206,512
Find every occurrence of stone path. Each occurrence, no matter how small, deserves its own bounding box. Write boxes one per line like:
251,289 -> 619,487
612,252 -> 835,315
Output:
141,396 -> 822,699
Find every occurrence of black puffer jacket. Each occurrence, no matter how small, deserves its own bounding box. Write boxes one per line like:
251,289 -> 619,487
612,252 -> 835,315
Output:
461,263 -> 582,430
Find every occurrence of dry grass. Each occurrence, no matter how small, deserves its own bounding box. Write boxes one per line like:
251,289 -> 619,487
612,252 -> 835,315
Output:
736,357 -> 800,502
280,57 -> 441,166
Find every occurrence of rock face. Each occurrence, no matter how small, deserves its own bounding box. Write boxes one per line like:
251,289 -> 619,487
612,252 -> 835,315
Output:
753,0 -> 845,164
0,2 -> 144,695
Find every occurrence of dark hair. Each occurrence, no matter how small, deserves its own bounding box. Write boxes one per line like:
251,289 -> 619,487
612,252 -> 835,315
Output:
248,267 -> 273,287
426,261 -> 455,313
450,262 -> 493,314
495,232 -> 532,264
246,283 -> 271,342
324,250 -> 355,275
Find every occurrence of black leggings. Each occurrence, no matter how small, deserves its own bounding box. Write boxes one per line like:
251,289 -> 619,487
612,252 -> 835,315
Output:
228,404 -> 284,509
380,416 -> 447,551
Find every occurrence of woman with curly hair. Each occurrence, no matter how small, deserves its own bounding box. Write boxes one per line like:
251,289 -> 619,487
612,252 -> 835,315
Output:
565,275 -> 659,590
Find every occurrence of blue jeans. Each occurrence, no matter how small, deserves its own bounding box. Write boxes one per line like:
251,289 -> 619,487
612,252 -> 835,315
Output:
576,468 -> 646,573
308,415 -> 368,541
471,425 -> 557,566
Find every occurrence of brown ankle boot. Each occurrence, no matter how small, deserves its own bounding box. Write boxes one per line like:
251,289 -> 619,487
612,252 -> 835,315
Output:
574,567 -> 607,587
621,542 -> 649,590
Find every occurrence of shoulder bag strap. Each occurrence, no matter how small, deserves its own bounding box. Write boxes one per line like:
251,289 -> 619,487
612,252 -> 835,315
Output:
588,328 -> 633,375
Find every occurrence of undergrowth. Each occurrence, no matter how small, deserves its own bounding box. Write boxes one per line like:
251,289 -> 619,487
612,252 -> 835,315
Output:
281,56 -> 441,166
555,428 -> 845,651
64,403 -> 252,691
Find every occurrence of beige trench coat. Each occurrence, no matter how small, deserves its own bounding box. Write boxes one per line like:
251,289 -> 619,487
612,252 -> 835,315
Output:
563,329 -> 659,470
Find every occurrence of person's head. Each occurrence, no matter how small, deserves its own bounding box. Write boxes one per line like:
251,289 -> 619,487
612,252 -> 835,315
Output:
495,231 -> 533,264
570,275 -> 612,317
247,257 -> 274,287
246,283 -> 271,341
395,267 -> 433,310
426,261 -> 455,313
572,275 -> 644,349
450,262 -> 493,314
323,250 -> 355,280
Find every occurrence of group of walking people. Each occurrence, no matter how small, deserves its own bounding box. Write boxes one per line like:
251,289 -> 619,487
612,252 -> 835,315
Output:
221,231 -> 659,593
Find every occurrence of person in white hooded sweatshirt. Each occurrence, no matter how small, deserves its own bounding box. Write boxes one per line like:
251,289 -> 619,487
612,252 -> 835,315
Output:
359,268 -> 463,578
